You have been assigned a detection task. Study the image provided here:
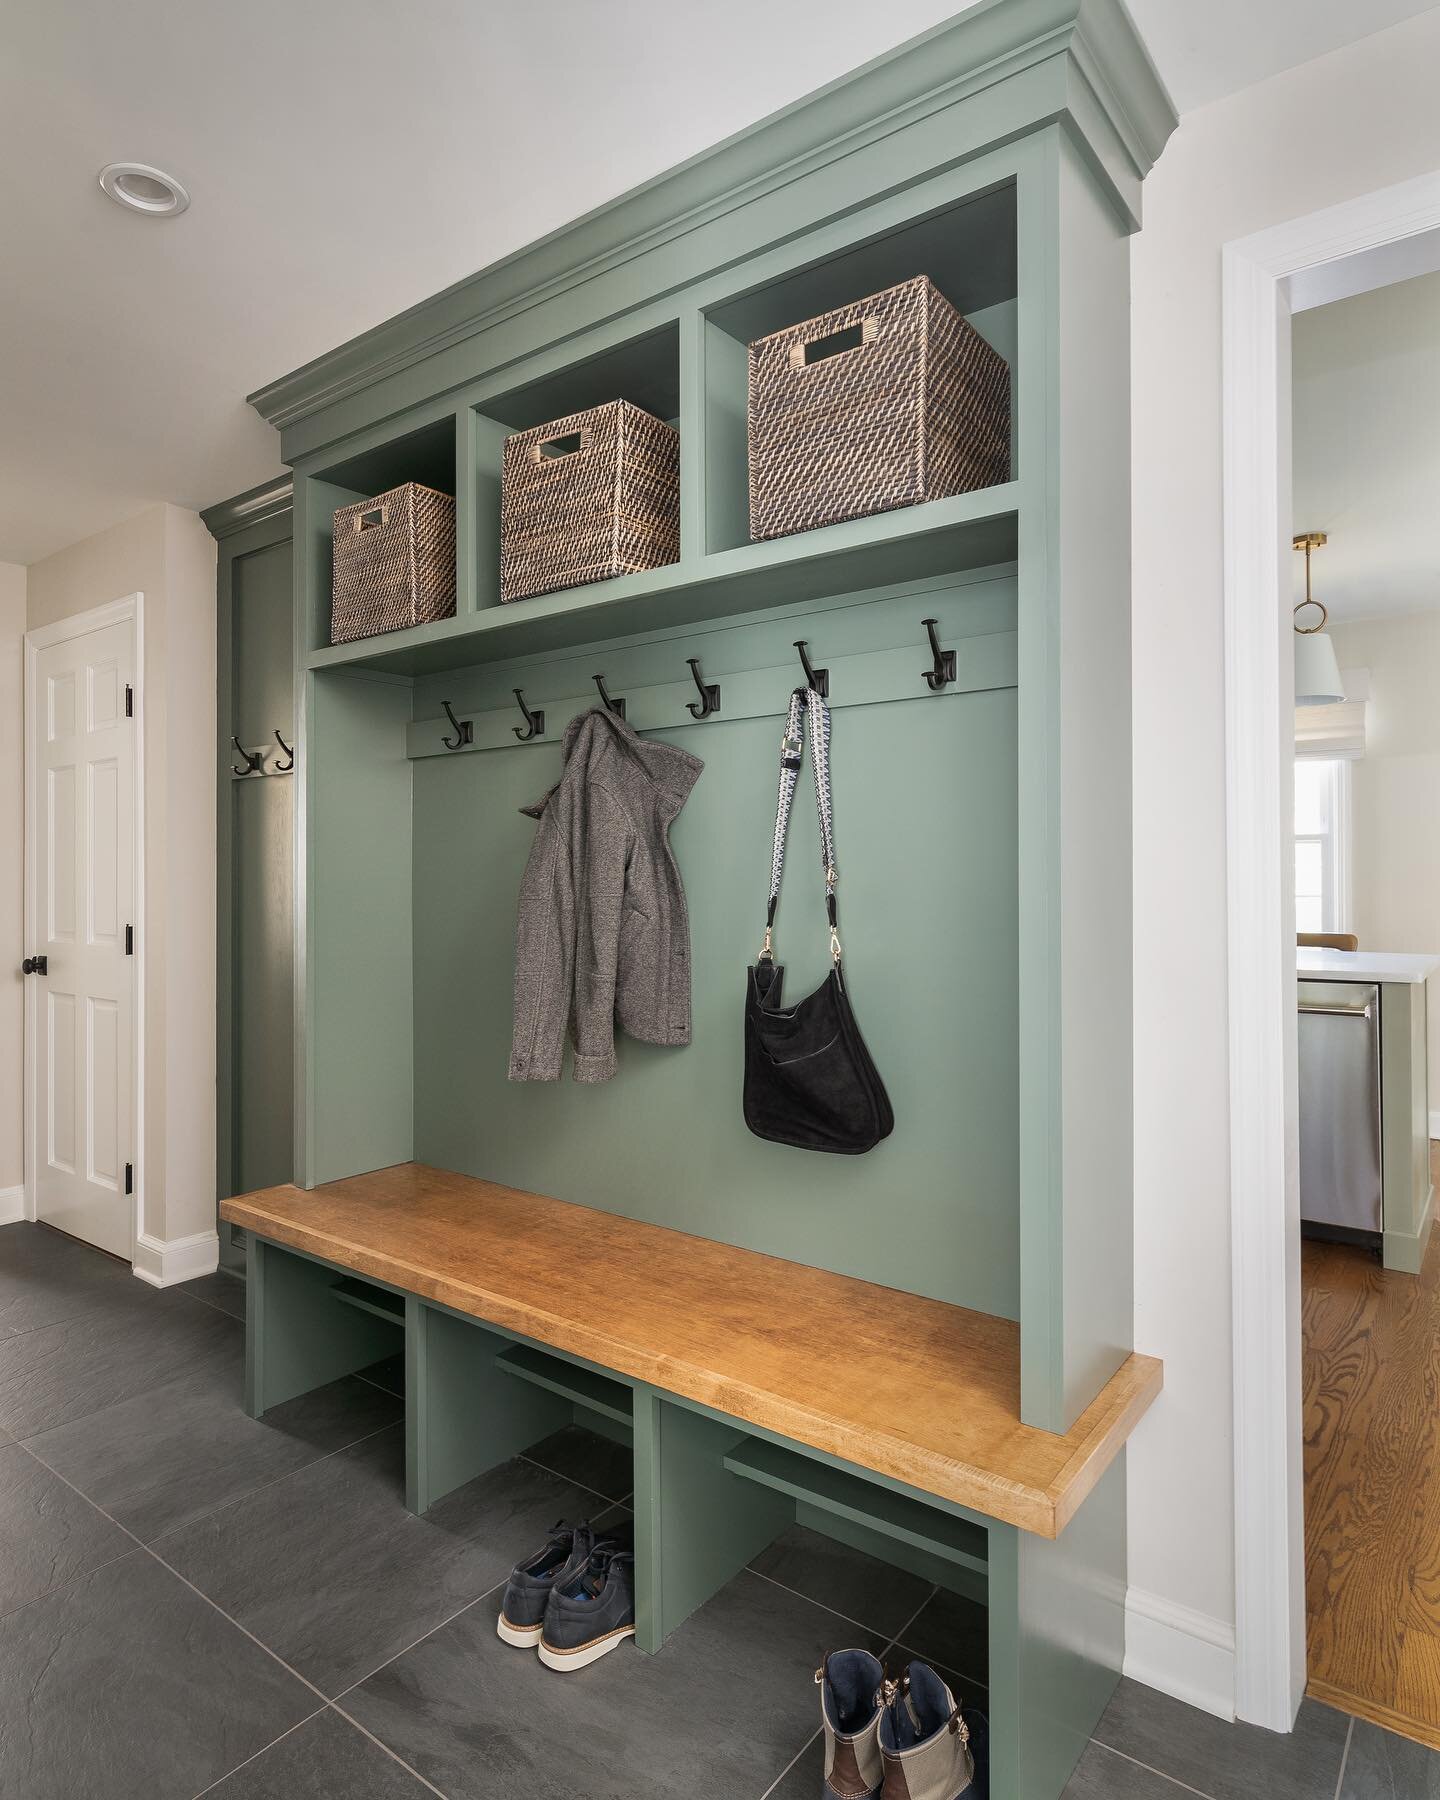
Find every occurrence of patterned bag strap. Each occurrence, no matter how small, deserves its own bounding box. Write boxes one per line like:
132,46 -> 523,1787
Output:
761,687 -> 840,966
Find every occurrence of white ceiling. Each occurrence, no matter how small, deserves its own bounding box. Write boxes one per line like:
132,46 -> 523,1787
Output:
1293,269 -> 1440,624
2,0 -> 1437,567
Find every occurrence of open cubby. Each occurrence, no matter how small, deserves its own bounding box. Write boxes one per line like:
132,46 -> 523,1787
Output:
301,414 -> 460,655
702,183 -> 1018,552
465,322 -> 683,615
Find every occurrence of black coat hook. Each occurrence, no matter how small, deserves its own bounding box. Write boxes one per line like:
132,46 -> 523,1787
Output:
685,657 -> 721,719
230,736 -> 264,776
794,640 -> 829,698
511,688 -> 545,742
273,729 -> 295,771
921,618 -> 956,692
593,674 -> 626,720
440,700 -> 473,750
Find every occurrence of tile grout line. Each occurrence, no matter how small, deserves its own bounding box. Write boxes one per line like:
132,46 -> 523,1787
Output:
141,1420 -> 403,1553
187,1704 -> 330,1799
1089,1738 -> 1221,1799
1332,1715 -> 1353,1800
757,1727 -> 821,1800
518,1449 -> 630,1509
328,1699 -> 452,1799
18,1435 -> 334,1709
745,1564 -> 933,1648
327,1576 -> 511,1706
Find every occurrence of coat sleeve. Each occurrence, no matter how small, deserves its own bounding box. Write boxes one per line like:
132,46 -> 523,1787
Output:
570,784 -> 632,1083
508,800 -> 574,1082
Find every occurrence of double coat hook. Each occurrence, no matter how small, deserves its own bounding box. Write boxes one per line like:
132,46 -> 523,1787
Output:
230,736 -> 264,776
921,618 -> 956,691
686,658 -> 720,719
440,700 -> 473,750
593,674 -> 626,720
794,640 -> 829,698
273,730 -> 295,771
511,689 -> 545,742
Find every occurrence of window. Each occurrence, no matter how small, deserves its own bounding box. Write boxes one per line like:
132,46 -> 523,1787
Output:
1294,757 -> 1349,934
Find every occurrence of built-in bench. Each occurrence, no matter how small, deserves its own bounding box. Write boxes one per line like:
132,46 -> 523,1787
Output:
221,1162 -> 1161,1800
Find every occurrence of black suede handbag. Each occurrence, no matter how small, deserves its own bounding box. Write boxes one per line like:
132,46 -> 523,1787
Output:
743,687 -> 894,1154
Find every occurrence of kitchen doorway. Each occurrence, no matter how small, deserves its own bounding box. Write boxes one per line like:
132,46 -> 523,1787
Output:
1223,172 -> 1440,1739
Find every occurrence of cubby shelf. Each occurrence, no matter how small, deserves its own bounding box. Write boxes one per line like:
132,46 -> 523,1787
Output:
305,480 -> 1019,677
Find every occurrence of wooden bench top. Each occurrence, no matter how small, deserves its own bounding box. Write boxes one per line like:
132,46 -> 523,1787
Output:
221,1162 -> 1160,1538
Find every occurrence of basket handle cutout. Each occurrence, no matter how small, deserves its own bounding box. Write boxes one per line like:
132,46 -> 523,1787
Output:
789,315 -> 879,370
356,506 -> 387,532
535,429 -> 586,462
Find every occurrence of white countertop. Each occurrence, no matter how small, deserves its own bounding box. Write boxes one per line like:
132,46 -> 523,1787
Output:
1297,947 -> 1440,986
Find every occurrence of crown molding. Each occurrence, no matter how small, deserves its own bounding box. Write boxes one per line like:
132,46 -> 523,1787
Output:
248,0 -> 1174,442
201,474 -> 294,540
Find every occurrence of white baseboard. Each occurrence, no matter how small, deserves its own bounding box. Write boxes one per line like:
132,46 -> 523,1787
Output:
132,1229 -> 220,1287
1125,1587 -> 1236,1722
0,1185 -> 25,1226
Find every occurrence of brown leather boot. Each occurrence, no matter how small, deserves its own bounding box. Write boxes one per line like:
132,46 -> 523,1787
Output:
878,1663 -> 975,1799
817,1649 -> 884,1798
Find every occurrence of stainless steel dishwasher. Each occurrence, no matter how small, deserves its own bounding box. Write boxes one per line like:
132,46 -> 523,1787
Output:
1298,979 -> 1383,1241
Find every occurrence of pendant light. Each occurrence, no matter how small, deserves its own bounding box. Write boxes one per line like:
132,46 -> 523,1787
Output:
1293,531 -> 1344,707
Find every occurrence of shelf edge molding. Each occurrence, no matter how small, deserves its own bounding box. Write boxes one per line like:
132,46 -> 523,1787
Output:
246,0 -> 1174,443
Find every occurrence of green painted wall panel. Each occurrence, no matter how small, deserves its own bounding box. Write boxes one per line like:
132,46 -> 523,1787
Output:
228,537 -> 295,1198
309,671 -> 415,1183
410,589 -> 1019,1317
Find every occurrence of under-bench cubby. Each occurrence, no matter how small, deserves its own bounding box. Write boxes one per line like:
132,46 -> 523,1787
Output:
233,6 -> 1175,1796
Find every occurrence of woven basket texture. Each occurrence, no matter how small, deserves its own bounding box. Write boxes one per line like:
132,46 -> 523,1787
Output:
500,400 -> 680,604
331,482 -> 456,643
747,274 -> 1010,542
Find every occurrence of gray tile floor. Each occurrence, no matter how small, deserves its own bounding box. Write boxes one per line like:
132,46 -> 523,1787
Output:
0,1221 -> 1434,1798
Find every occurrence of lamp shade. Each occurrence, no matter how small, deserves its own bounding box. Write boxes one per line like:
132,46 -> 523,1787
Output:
1295,628 -> 1344,707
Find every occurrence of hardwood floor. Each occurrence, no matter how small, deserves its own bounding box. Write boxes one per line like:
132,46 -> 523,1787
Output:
1304,1142 -> 1440,1747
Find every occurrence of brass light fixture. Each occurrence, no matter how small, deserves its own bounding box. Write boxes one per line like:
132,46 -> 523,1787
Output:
1293,531 -> 1344,707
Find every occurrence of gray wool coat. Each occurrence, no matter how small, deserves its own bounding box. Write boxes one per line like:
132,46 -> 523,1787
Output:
509,707 -> 703,1083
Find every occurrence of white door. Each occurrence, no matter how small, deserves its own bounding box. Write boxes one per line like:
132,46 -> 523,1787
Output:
29,619 -> 136,1258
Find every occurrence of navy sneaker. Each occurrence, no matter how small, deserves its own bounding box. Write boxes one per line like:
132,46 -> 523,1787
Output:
537,1534 -> 635,1672
817,1648 -> 884,1797
496,1520 -> 593,1648
877,1661 -> 976,1798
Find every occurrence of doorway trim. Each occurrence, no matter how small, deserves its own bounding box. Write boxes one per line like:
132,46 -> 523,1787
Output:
1223,170 -> 1440,1731
23,593 -> 146,1263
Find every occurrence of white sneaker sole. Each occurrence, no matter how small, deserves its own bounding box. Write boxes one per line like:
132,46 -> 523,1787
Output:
536,1623 -> 636,1672
495,1614 -> 544,1648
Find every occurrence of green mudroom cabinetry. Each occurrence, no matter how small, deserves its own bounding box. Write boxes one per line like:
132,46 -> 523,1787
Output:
225,2 -> 1177,1793
204,479 -> 296,1264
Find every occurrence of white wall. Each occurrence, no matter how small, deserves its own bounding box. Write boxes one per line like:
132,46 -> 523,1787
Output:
1129,7 -> 1440,1719
1328,615 -> 1440,1115
25,505 -> 217,1270
1292,270 -> 1440,622
0,562 -> 25,1212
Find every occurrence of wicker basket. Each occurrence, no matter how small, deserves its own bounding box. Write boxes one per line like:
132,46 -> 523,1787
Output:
331,483 -> 456,644
500,401 -> 679,604
747,275 -> 1010,542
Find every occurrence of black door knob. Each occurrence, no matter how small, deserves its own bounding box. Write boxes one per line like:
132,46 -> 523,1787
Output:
21,955 -> 47,976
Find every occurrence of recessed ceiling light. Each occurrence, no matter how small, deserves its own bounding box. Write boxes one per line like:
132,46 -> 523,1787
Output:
98,162 -> 190,217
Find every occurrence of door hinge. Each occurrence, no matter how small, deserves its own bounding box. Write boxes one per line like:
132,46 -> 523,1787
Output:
124,683 -> 133,718
124,1162 -> 133,1195
125,924 -> 133,956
